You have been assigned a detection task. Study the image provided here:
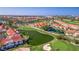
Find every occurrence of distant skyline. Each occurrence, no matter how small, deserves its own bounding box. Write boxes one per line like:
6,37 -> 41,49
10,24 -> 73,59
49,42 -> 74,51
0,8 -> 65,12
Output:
0,7 -> 79,16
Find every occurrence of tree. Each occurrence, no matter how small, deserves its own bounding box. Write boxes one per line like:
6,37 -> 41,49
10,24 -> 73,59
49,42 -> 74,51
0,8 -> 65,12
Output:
7,20 -> 13,27
41,25 -> 49,31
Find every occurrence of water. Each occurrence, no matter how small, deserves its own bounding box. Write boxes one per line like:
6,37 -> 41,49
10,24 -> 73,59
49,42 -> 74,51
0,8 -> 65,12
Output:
45,27 -> 64,34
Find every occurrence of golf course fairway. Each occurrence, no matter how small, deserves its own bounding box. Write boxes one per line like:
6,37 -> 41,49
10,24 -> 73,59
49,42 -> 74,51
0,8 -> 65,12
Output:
18,26 -> 54,46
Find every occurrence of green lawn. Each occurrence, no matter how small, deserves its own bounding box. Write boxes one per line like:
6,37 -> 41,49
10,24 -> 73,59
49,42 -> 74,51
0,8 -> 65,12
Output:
63,19 -> 79,25
30,40 -> 79,51
27,30 -> 54,45
17,26 -> 79,51
30,45 -> 43,51
18,26 -> 54,46
50,40 -> 78,51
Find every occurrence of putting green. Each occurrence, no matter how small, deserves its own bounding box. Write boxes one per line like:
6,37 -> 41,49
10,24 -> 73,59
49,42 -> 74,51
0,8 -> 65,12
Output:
51,40 -> 76,51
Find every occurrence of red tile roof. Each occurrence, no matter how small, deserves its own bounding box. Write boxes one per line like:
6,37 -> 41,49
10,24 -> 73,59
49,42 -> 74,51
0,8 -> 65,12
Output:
54,20 -> 79,30
12,34 -> 22,42
1,38 -> 9,44
68,24 -> 79,29
33,22 -> 47,27
0,25 -> 4,30
7,28 -> 16,36
66,29 -> 76,34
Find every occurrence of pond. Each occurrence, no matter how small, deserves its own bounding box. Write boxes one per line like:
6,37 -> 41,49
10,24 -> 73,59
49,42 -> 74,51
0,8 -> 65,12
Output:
45,27 -> 64,34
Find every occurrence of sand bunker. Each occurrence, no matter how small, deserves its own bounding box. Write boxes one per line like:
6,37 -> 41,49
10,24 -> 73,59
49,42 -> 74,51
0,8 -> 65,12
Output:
43,44 -> 52,51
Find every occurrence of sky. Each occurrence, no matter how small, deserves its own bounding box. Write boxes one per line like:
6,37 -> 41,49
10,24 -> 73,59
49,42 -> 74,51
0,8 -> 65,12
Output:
0,7 -> 79,16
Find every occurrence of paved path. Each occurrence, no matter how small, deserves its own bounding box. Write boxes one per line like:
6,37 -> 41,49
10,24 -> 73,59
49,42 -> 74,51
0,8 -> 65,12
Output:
15,48 -> 30,51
